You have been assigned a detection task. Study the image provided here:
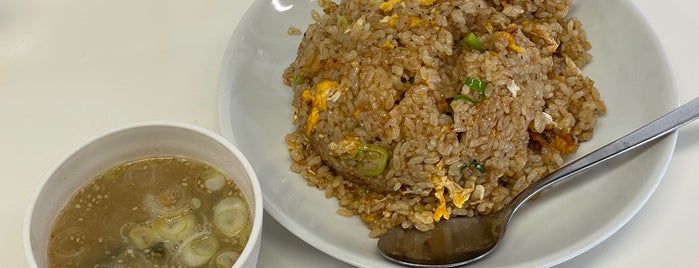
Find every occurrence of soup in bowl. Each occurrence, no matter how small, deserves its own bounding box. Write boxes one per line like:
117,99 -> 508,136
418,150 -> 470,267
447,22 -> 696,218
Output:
24,122 -> 263,268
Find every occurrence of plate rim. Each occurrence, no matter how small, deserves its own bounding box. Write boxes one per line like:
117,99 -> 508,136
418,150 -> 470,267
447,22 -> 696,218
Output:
216,0 -> 678,266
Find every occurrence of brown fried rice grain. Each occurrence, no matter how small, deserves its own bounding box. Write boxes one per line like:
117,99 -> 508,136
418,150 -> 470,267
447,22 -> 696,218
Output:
283,0 -> 605,237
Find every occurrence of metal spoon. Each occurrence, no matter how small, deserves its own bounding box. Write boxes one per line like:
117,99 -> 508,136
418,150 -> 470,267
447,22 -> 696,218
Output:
378,96 -> 699,267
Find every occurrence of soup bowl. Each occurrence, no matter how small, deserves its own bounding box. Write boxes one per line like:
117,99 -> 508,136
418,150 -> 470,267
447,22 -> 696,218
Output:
24,121 -> 263,268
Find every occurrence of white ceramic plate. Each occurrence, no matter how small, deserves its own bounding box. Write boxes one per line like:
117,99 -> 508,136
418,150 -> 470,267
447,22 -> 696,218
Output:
217,0 -> 677,267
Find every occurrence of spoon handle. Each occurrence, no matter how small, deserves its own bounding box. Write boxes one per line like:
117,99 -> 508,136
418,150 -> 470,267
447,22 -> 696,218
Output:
511,96 -> 699,213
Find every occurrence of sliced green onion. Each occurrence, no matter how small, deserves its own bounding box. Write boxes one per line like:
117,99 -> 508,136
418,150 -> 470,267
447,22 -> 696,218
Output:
199,168 -> 226,192
179,233 -> 220,266
461,159 -> 486,174
294,75 -> 305,85
463,32 -> 484,52
154,214 -> 196,241
465,76 -> 487,91
144,188 -> 191,218
453,94 -> 484,103
470,160 -> 486,173
213,251 -> 240,267
337,15 -> 350,31
213,197 -> 249,237
353,144 -> 389,177
128,225 -> 157,250
454,77 -> 488,103
190,236 -> 220,257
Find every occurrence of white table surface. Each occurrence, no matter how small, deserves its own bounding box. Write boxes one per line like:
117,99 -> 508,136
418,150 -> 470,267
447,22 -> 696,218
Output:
2,0 -> 697,267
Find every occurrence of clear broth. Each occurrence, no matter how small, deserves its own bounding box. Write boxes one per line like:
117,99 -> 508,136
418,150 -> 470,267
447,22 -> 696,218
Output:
48,157 -> 252,268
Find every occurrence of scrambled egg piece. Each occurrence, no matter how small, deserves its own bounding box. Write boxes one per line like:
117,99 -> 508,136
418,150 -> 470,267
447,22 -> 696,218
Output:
305,109 -> 320,135
380,0 -> 401,12
486,21 -> 494,34
382,40 -> 395,49
302,80 -> 339,135
389,14 -> 399,26
444,180 -> 469,208
327,135 -> 361,157
408,16 -> 426,28
380,0 -> 435,15
431,169 -> 474,222
522,20 -> 559,53
379,0 -> 437,17
433,181 -> 448,222
430,165 -> 449,222
495,31 -> 526,53
380,14 -> 399,27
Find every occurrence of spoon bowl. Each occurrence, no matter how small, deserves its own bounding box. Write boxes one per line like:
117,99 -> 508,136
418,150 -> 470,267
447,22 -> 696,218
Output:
378,210 -> 506,267
378,96 -> 699,267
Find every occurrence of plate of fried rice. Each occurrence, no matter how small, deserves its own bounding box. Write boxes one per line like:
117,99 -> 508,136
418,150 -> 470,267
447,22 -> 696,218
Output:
218,0 -> 677,266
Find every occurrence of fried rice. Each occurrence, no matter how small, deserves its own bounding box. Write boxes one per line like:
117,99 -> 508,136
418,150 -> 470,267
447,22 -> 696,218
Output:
283,0 -> 605,237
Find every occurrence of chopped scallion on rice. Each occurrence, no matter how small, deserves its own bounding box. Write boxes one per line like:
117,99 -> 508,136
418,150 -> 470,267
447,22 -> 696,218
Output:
294,75 -> 305,85
465,76 -> 487,91
454,77 -> 488,103
463,32 -> 484,52
353,144 -> 389,177
461,159 -> 486,174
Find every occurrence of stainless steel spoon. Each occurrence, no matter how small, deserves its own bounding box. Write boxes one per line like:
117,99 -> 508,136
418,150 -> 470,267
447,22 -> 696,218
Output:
378,96 -> 699,267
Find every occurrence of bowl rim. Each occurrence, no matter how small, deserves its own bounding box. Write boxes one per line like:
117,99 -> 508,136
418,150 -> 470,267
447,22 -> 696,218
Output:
23,121 -> 264,268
